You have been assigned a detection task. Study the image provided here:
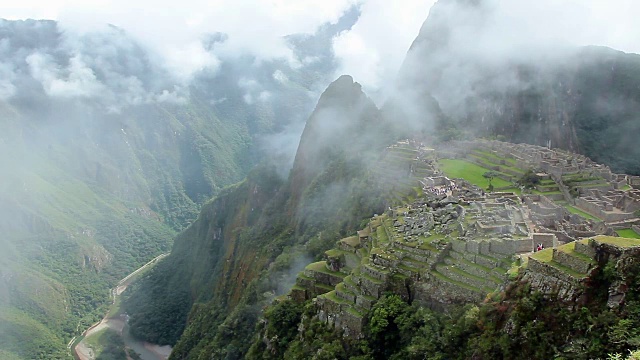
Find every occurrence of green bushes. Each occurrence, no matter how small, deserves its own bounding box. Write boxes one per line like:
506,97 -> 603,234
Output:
250,258 -> 640,360
517,170 -> 542,189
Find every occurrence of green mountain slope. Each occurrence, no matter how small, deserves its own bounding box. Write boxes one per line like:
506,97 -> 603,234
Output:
0,16 -> 349,358
124,75 -> 425,358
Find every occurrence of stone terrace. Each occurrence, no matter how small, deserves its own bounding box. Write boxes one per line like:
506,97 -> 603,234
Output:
292,139 -> 640,337
575,188 -> 640,225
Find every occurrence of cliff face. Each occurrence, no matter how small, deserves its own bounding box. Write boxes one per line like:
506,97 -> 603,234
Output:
290,75 -> 376,203
0,18 -> 347,359
397,0 -> 640,174
124,75 -> 403,357
125,2 -> 640,358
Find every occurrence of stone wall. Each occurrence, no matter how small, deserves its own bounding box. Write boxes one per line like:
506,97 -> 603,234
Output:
533,233 -> 557,248
422,176 -> 450,187
414,273 -> 485,307
632,225 -> 640,235
575,198 -> 635,222
316,296 -> 365,338
575,241 -> 596,258
553,249 -> 592,273
526,258 -> 583,298
489,238 -> 532,255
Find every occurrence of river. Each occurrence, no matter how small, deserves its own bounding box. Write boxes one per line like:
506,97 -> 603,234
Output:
73,254 -> 172,360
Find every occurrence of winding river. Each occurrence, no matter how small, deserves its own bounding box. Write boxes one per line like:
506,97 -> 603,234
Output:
73,254 -> 172,360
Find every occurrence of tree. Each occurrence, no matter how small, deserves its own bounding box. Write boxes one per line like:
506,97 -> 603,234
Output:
517,170 -> 541,189
483,171 -> 498,191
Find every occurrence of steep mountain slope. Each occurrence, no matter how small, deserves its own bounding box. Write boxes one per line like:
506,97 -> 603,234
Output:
0,17 -> 350,359
125,1 -> 640,359
124,75 -> 421,358
250,234 -> 640,359
398,0 -> 640,174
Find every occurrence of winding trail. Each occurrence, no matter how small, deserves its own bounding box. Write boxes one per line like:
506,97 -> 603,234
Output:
72,253 -> 170,360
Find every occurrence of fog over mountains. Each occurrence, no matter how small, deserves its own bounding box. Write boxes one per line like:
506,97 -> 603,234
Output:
2,1 -> 640,359
0,9 -> 367,359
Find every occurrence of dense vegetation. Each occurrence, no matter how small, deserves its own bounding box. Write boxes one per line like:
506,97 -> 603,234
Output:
125,38 -> 640,358
249,258 -> 640,360
83,329 -> 127,360
123,76 -> 411,358
0,16 -> 347,358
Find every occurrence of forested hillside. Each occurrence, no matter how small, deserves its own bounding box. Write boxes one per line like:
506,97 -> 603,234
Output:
0,15 -> 355,359
122,1 -> 640,359
123,75 -> 422,358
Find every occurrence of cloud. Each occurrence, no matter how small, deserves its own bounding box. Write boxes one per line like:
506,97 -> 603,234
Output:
0,62 -> 17,100
272,70 -> 288,84
26,52 -> 104,98
9,0 -> 359,80
330,0 -> 640,101
332,0 -> 435,97
5,0 -> 640,107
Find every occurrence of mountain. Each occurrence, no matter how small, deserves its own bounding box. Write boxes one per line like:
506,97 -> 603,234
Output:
122,74 -> 438,358
0,14 -> 357,359
397,0 -> 640,174
122,1 -> 640,359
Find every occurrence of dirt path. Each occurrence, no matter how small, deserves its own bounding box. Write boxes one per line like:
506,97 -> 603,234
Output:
73,253 -> 170,360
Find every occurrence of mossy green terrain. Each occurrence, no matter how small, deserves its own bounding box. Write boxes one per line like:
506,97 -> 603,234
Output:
438,159 -> 515,190
565,205 -> 601,221
616,229 -> 640,239
594,235 -> 640,248
83,328 -> 127,360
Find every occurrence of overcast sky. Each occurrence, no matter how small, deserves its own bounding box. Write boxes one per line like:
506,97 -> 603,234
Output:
3,0 -> 640,94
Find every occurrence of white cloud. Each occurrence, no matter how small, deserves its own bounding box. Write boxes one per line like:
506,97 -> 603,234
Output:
6,0 -> 358,80
0,62 -> 17,100
272,70 -> 288,84
331,0 -> 640,100
155,88 -> 188,104
332,0 -> 436,97
5,0 -> 640,98
26,52 -> 104,98
258,91 -> 271,102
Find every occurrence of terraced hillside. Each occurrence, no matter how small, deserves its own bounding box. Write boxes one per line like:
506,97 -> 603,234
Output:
291,188 -> 527,335
371,141 -> 436,205
287,139 -> 640,339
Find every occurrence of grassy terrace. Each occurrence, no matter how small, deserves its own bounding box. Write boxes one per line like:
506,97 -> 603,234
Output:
340,236 -> 360,248
594,235 -> 640,248
530,248 -> 587,278
376,225 -> 389,245
323,290 -> 352,305
617,229 -> 640,239
556,242 -> 595,265
565,205 -> 601,221
316,283 -> 336,292
439,159 -> 517,192
472,150 -> 526,173
530,248 -> 553,262
346,307 -> 364,317
533,190 -> 562,195
431,268 -> 484,293
325,249 -> 348,257
306,261 -> 344,276
447,263 -> 502,286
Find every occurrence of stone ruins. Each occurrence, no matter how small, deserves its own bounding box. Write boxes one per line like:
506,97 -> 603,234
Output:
289,139 -> 640,337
